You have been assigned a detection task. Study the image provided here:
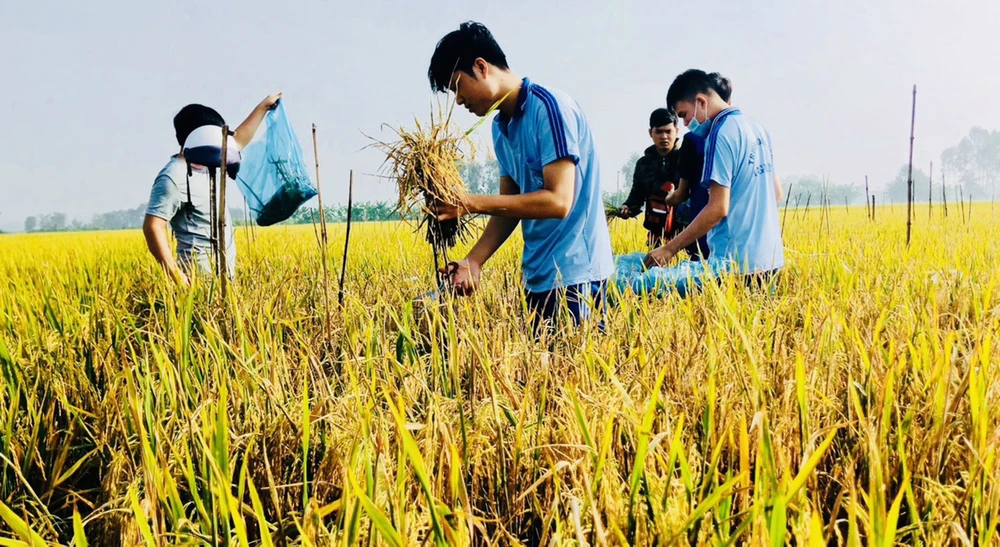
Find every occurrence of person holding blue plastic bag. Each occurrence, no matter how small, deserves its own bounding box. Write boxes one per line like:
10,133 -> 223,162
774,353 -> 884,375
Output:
143,93 -> 281,286
615,70 -> 783,297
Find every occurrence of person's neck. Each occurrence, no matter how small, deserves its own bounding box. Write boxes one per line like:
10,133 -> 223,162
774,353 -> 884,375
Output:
496,72 -> 523,118
707,99 -> 733,120
655,146 -> 671,157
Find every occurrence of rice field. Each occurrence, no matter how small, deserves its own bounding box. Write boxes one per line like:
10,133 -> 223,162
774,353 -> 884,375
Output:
1,205 -> 999,545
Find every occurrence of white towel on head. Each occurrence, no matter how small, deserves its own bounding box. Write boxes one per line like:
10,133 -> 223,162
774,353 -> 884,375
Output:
182,125 -> 242,169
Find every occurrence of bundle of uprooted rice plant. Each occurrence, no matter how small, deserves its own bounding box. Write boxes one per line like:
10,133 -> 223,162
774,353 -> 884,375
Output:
605,199 -> 626,223
375,104 -> 475,250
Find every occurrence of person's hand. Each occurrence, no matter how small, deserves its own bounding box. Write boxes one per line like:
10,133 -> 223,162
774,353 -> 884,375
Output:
664,190 -> 682,207
167,264 -> 190,288
439,258 -> 481,295
258,92 -> 283,111
643,245 -> 676,269
619,205 -> 631,218
432,196 -> 472,222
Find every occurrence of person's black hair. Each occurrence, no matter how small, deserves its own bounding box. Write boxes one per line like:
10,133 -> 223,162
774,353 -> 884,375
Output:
709,72 -> 733,102
649,108 -> 677,128
666,69 -> 732,108
428,21 -> 509,93
174,104 -> 225,146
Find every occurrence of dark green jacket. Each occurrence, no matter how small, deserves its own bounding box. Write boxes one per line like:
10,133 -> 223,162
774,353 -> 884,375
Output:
623,145 -> 681,213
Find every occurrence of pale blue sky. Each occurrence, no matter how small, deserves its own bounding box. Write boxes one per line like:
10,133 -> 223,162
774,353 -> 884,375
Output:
1,0 -> 998,231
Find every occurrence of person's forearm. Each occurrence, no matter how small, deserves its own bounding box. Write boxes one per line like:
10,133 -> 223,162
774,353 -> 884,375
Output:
664,205 -> 723,254
466,190 -> 572,219
467,216 -> 520,267
665,179 -> 690,206
623,184 -> 645,210
233,104 -> 269,149
144,225 -> 177,271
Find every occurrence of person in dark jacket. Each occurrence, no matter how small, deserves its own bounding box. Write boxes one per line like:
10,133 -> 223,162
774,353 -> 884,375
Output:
619,108 -> 682,249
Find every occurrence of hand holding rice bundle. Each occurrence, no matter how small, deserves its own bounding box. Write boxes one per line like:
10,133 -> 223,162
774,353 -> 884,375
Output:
375,104 -> 476,250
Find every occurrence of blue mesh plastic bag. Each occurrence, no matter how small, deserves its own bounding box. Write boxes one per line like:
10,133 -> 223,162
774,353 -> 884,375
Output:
235,101 -> 317,226
612,252 -> 735,298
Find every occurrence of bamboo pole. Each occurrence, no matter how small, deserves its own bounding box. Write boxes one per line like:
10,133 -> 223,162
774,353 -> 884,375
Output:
865,175 -> 871,220
781,182 -> 793,234
219,125 -> 229,299
942,170 -> 948,218
339,171 -> 354,309
959,185 -> 965,224
871,195 -> 876,221
312,124 -> 332,340
928,161 -> 933,220
209,168 -> 218,276
906,85 -> 916,246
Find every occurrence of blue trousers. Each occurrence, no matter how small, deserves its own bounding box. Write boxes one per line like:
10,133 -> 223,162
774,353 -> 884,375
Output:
525,280 -> 606,334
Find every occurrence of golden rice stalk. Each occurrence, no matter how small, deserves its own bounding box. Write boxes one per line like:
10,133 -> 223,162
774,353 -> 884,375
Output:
374,100 -> 476,250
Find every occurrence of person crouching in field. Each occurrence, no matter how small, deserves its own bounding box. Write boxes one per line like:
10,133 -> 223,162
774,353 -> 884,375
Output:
143,94 -> 281,286
658,72 -> 733,261
625,70 -> 783,294
427,22 -> 614,332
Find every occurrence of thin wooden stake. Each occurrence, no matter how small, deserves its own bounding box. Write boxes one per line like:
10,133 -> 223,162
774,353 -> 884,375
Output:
959,185 -> 965,224
219,125 -> 229,299
871,195 -> 876,221
865,175 -> 871,220
781,182 -> 793,233
906,85 -> 916,246
928,160 -> 933,220
339,170 -> 355,309
942,170 -> 948,218
312,124 -> 333,339
209,167 -> 218,276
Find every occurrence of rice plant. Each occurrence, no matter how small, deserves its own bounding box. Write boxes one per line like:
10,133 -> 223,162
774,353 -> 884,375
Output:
0,206 -> 997,545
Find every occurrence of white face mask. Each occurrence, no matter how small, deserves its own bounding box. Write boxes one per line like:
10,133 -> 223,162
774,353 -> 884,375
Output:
686,99 -> 705,131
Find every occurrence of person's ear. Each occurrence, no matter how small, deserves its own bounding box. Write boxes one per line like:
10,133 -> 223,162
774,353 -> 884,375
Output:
473,58 -> 488,79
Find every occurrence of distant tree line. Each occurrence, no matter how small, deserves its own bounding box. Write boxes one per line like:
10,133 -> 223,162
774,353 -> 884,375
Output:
22,127 -> 1000,232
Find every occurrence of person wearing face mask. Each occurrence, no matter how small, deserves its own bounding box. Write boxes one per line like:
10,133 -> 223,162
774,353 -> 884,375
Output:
661,72 -> 733,261
618,108 -> 682,250
635,69 -> 783,293
427,22 -> 614,333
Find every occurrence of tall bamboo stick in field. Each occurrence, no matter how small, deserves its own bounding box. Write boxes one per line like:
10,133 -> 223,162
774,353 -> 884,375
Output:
312,124 -> 332,337
824,176 -> 832,235
209,168 -> 218,277
871,195 -> 876,220
906,85 -> 916,246
804,192 -> 812,217
928,161 -> 933,220
942,170 -> 948,217
959,185 -> 965,224
339,171 -> 355,309
865,175 -> 874,220
219,125 -> 229,299
782,182 -> 793,233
